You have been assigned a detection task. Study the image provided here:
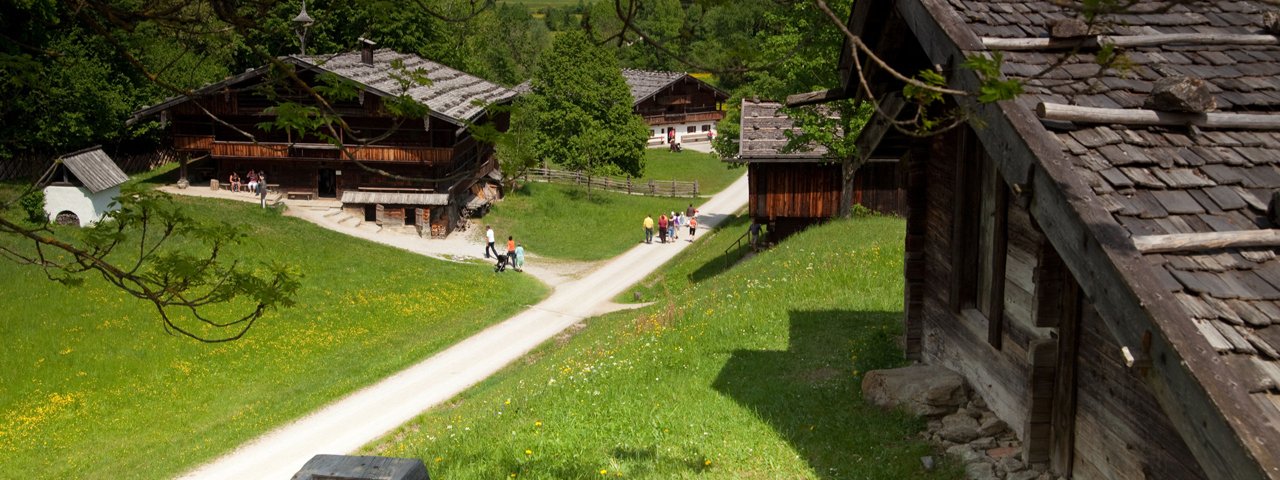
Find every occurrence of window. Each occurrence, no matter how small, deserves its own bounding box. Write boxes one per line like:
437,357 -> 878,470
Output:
652,129 -> 657,136
951,133 -> 1007,347
701,125 -> 711,132
687,126 -> 697,133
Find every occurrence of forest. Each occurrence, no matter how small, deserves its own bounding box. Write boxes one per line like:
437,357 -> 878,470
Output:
0,0 -> 852,162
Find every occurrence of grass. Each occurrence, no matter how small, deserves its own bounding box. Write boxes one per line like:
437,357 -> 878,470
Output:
363,216 -> 962,479
638,149 -> 742,196
482,182 -> 703,262
0,188 -> 548,478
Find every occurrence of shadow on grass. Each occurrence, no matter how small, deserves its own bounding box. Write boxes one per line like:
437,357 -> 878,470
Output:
686,214 -> 752,284
713,310 -> 940,479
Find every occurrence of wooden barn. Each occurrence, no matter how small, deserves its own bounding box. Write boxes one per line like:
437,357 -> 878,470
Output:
791,1 -> 1280,479
130,40 -> 515,237
729,99 -> 904,240
621,69 -> 730,146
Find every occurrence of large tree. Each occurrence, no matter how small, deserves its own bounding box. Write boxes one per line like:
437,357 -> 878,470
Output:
524,30 -> 649,178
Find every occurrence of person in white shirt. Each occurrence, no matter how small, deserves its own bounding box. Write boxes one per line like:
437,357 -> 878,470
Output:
485,226 -> 498,258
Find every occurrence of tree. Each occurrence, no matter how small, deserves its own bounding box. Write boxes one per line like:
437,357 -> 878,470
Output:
524,30 -> 649,181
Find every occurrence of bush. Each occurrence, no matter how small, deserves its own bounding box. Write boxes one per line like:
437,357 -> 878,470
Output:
18,190 -> 45,224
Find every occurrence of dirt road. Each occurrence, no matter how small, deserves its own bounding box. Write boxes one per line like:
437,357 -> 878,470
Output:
179,174 -> 748,479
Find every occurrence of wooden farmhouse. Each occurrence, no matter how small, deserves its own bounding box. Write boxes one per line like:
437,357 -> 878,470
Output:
789,1 -> 1280,479
41,146 -> 128,227
729,99 -> 904,240
621,69 -> 730,146
131,41 -> 515,237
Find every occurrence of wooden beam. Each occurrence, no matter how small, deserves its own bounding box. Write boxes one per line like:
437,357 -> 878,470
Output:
896,0 -> 1275,478
1037,103 -> 1280,130
1132,230 -> 1280,254
983,33 -> 1280,51
785,88 -> 848,107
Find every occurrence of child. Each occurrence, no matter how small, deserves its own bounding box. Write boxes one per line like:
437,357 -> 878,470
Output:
688,216 -> 698,240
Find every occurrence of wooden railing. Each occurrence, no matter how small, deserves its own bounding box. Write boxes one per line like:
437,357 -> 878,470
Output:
523,167 -> 699,198
640,111 -> 724,126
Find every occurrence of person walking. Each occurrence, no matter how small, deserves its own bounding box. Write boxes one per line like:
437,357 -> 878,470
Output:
258,172 -> 268,208
514,243 -> 525,272
749,221 -> 762,251
484,225 -> 498,259
643,214 -> 654,244
688,216 -> 698,241
685,203 -> 696,218
671,212 -> 680,240
658,214 -> 669,243
506,236 -> 517,263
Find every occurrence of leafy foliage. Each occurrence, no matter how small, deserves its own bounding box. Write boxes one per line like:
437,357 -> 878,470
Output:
18,190 -> 46,225
524,30 -> 648,178
962,52 -> 1023,103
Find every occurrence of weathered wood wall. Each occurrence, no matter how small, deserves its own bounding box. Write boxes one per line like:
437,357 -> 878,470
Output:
747,163 -> 841,220
1072,301 -> 1208,480
911,126 -> 1209,478
851,161 -> 906,216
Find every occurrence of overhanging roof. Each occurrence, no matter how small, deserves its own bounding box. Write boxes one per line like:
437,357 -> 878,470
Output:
57,146 -> 127,193
340,191 -> 449,206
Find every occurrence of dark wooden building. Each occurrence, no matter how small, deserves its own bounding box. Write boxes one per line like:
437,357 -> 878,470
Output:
621,69 -> 730,146
729,99 -> 904,240
791,1 -> 1280,479
131,41 -> 515,237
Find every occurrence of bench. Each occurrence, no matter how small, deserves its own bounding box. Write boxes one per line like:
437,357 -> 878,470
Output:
286,191 -> 314,200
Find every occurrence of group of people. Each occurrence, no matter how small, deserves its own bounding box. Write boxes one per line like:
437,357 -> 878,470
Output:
643,204 -> 699,244
485,225 -> 525,273
227,170 -> 266,194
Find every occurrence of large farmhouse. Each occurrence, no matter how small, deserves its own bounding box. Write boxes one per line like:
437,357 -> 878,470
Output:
621,69 -> 729,146
792,1 -> 1280,479
131,41 -> 515,237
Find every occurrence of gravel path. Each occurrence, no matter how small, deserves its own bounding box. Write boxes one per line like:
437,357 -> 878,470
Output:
173,173 -> 748,479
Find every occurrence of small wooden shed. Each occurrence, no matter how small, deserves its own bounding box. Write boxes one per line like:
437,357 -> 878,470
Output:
42,146 -> 128,227
729,99 -> 904,240
792,1 -> 1280,479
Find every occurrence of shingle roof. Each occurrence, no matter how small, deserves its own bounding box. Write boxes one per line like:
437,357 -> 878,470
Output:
132,49 -> 514,126
621,69 -> 689,105
735,99 -> 831,162
58,147 -> 127,193
943,0 -> 1280,471
295,49 -> 515,124
339,191 -> 449,206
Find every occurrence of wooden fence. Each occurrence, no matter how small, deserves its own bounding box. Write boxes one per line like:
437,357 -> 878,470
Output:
0,149 -> 178,182
523,167 -> 699,197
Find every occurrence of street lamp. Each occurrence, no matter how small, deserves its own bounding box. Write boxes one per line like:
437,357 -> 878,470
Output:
292,0 -> 315,55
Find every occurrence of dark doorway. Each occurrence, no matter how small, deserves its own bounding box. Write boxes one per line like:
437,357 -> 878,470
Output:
318,168 -> 337,198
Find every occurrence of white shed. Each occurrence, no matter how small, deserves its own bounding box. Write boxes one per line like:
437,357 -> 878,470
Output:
42,147 -> 129,227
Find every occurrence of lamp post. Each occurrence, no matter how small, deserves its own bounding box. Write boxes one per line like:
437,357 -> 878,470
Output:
292,0 -> 315,55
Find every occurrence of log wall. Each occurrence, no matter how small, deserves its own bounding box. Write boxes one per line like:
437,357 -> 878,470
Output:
1071,301 -> 1208,480
747,162 -> 841,219
851,161 -> 906,216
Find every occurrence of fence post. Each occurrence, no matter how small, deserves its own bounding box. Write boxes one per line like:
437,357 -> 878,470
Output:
627,175 -> 631,194
649,180 -> 656,196
671,179 -> 676,197
693,180 -> 699,197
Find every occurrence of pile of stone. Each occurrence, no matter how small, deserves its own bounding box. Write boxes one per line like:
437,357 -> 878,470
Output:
862,366 -> 1061,480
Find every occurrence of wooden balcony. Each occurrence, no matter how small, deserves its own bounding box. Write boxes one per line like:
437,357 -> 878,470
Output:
209,141 -> 454,164
173,135 -> 214,151
641,110 -> 724,126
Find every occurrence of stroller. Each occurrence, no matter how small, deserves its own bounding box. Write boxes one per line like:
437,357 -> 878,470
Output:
494,253 -> 509,273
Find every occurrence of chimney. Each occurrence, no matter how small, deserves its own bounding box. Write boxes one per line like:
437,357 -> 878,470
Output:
359,37 -> 376,65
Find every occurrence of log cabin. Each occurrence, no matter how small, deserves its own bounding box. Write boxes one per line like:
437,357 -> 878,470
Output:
789,1 -> 1280,478
130,40 -> 515,238
728,99 -> 905,240
621,69 -> 730,147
